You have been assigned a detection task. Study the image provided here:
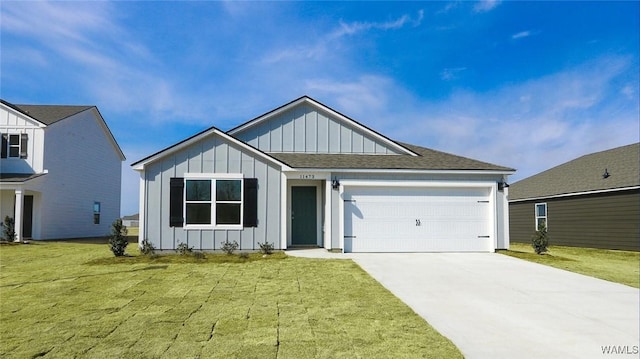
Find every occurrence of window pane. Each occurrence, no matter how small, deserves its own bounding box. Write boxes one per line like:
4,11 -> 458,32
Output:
536,204 -> 546,217
217,180 -> 241,201
9,135 -> 19,145
9,147 -> 19,157
186,203 -> 211,224
186,180 -> 211,201
216,203 -> 241,224
536,218 -> 546,229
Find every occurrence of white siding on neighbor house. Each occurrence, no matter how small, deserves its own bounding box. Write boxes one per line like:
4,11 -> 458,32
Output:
28,109 -> 122,239
233,104 -> 402,154
0,106 -> 46,174
142,133 -> 282,251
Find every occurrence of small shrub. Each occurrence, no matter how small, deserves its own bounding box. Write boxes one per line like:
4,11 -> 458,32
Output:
531,223 -> 549,255
1,216 -> 16,242
176,241 -> 193,256
221,240 -> 239,255
258,241 -> 274,255
108,219 -> 129,257
140,239 -> 156,256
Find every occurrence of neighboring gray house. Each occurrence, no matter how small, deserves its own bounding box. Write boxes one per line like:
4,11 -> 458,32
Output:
509,143 -> 639,251
0,100 -> 125,241
132,96 -> 514,252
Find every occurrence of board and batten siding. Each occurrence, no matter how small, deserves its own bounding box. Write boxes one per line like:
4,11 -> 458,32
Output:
143,134 -> 282,251
509,189 -> 640,251
233,104 -> 401,154
0,105 -> 46,173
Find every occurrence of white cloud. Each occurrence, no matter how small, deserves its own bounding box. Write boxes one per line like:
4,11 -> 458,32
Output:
299,55 -> 637,184
620,84 -> 635,100
441,67 -> 468,81
512,31 -> 531,40
304,76 -> 396,123
334,10 -> 424,38
473,0 -> 501,13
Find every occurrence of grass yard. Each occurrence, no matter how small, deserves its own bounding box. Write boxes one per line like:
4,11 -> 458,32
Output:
0,242 -> 461,358
500,242 -> 640,288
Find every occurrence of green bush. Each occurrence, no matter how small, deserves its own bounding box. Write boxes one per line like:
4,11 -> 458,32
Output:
140,239 -> 156,256
531,223 -> 549,255
258,241 -> 274,255
221,240 -> 239,255
176,242 -> 193,256
1,216 -> 16,242
108,219 -> 129,256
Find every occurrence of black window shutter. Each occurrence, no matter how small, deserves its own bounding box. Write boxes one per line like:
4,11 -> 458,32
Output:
1,134 -> 7,159
19,134 -> 28,159
169,177 -> 184,227
243,178 -> 258,227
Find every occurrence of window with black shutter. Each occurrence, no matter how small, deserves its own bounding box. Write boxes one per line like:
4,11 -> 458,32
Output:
1,134 -> 27,158
172,175 -> 258,228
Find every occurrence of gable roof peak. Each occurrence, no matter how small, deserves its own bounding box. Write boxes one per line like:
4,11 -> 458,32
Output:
1,99 -> 94,125
227,96 -> 420,157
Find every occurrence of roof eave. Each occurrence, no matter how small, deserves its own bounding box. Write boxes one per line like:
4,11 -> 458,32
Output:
131,127 -> 291,171
282,167 -> 516,175
509,185 -> 640,202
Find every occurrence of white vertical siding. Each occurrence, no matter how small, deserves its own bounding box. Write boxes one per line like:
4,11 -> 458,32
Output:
0,105 -> 46,174
141,133 -> 282,251
232,103 -> 402,154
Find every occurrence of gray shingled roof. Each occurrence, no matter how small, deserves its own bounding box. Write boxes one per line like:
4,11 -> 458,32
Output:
13,104 -> 94,125
1,100 -> 93,125
509,143 -> 640,201
268,142 -> 515,171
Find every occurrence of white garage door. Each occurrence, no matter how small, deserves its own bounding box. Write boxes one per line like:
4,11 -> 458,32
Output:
344,186 -> 493,252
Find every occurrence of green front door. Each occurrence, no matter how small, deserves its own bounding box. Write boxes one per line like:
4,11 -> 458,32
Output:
291,186 -> 317,246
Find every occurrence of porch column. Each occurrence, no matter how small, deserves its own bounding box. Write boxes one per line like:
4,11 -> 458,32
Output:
14,189 -> 23,242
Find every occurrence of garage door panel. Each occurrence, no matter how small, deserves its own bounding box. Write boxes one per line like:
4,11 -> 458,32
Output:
344,186 -> 493,252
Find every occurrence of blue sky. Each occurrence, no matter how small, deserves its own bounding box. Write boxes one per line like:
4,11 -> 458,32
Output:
1,1 -> 638,216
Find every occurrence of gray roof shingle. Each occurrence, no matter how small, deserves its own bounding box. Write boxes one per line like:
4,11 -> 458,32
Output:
268,142 -> 515,172
1,100 -> 93,125
509,143 -> 640,201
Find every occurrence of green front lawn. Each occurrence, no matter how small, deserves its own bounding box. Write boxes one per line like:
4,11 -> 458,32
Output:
500,242 -> 640,288
0,242 -> 461,358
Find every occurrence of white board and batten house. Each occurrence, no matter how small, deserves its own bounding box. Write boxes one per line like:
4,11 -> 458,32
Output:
132,96 -> 515,253
0,100 -> 125,241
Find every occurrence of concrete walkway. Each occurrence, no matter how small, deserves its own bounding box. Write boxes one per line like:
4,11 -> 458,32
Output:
286,249 -> 640,359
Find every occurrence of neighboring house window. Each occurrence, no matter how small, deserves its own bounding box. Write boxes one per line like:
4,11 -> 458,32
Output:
535,203 -> 547,229
1,133 -> 28,159
169,176 -> 258,228
94,202 -> 101,224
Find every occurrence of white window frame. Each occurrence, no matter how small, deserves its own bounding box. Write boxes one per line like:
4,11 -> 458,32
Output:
183,173 -> 244,230
535,202 -> 547,230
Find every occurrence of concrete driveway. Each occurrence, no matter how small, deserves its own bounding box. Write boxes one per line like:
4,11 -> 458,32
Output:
351,253 -> 639,359
287,250 -> 639,358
